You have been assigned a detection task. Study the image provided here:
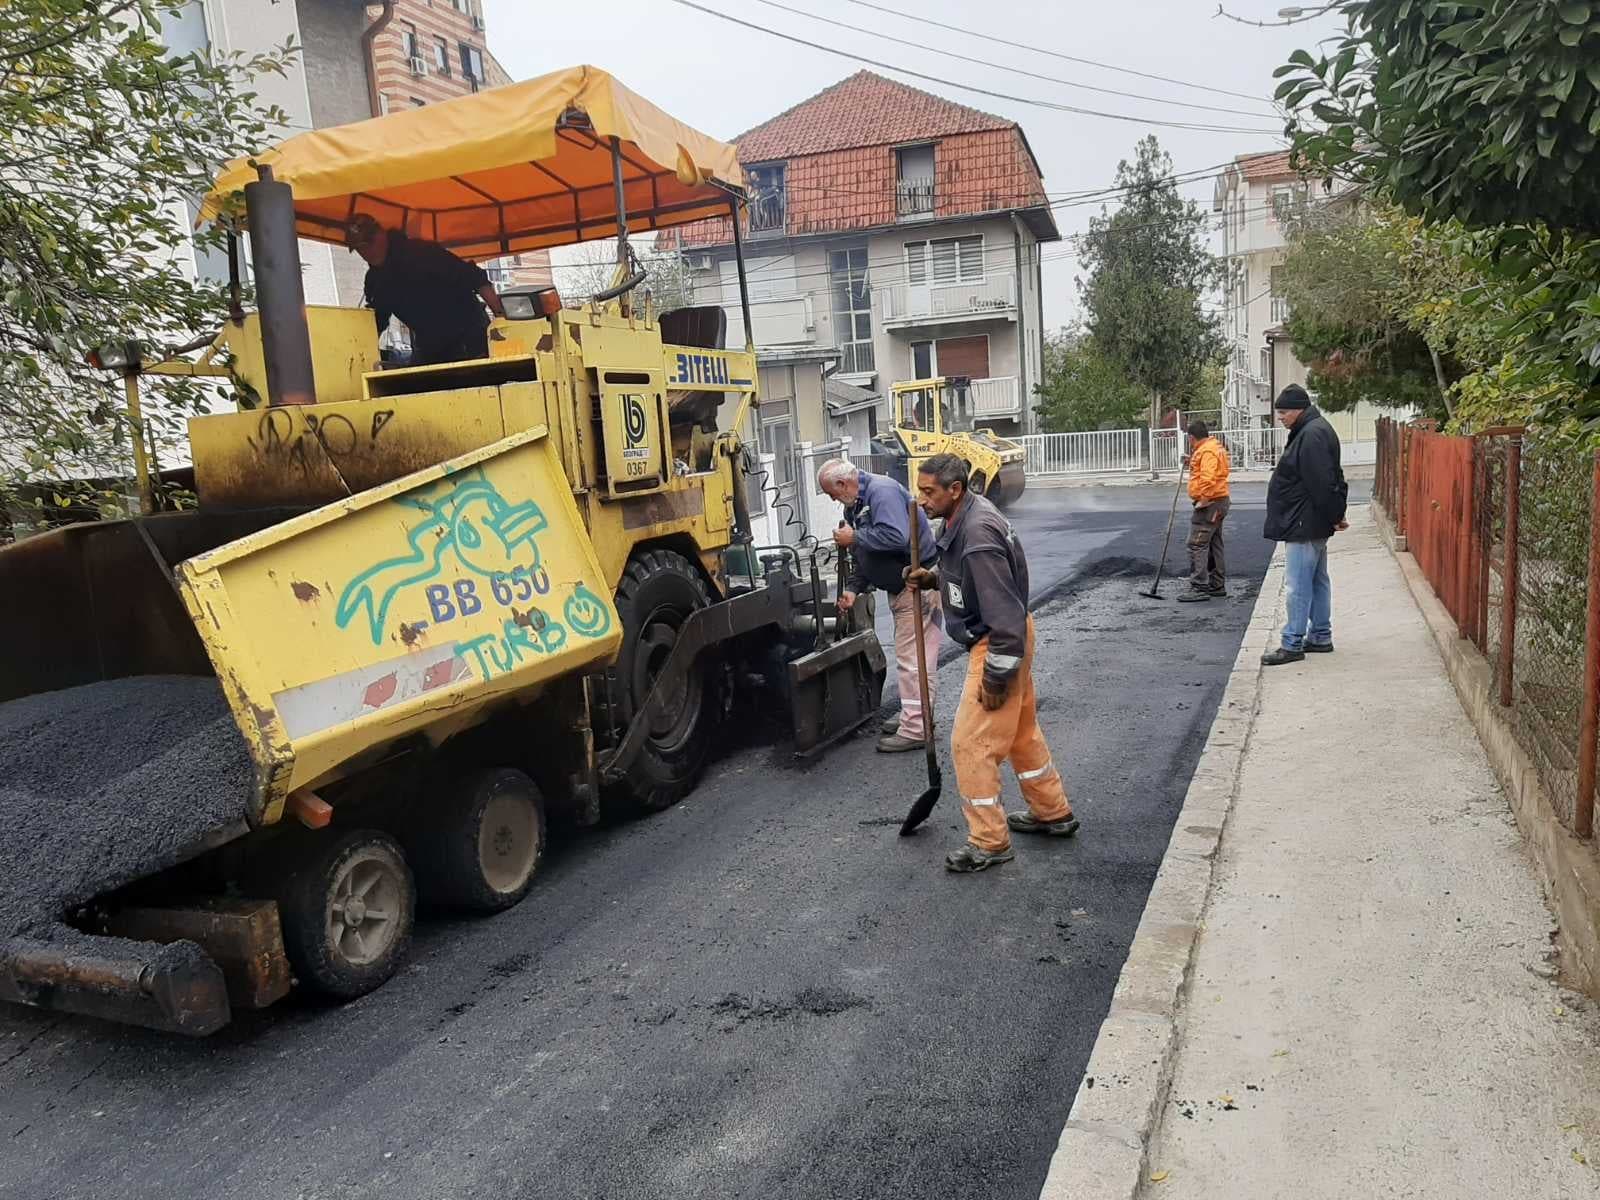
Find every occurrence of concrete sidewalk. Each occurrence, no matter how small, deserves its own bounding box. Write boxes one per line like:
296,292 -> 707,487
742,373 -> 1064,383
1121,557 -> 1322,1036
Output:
1138,510 -> 1600,1197
1048,506 -> 1600,1198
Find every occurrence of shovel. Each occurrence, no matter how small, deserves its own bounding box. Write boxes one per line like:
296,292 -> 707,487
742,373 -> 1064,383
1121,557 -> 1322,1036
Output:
899,496 -> 942,836
1140,460 -> 1188,600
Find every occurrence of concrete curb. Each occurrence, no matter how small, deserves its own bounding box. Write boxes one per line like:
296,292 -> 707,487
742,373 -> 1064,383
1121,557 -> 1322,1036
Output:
1372,503 -> 1600,998
1037,545 -> 1287,1199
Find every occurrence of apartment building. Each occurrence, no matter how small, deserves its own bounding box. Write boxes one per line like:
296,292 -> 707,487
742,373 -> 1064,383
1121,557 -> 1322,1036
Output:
369,1 -> 549,292
668,71 -> 1058,461
1213,150 -> 1320,427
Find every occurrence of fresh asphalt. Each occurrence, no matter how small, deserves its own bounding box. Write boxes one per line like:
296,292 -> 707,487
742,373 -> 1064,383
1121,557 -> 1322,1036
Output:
0,480 -> 1367,1200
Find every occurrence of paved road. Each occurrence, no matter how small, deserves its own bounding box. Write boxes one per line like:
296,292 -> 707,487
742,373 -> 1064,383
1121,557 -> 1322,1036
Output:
0,482 -> 1361,1200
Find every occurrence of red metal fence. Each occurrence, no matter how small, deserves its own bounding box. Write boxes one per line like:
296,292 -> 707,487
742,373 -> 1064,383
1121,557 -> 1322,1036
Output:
1376,418 -> 1600,839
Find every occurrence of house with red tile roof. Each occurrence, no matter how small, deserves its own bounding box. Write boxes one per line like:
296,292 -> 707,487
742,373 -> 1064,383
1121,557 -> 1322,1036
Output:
663,70 -> 1059,459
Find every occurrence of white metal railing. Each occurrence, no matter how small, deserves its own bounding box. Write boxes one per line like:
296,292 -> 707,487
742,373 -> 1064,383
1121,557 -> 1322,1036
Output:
837,341 -> 875,375
969,376 -> 1020,417
896,177 -> 935,218
1020,429 -> 1145,477
1270,295 -> 1291,324
878,274 -> 1016,323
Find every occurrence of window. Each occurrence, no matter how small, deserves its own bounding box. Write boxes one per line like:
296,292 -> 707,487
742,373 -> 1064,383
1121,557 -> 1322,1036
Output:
434,37 -> 450,75
905,236 -> 983,287
401,22 -> 420,62
911,340 -> 935,379
746,163 -> 786,235
719,255 -> 795,305
410,97 -> 426,108
459,43 -> 485,86
895,144 -> 935,217
829,247 -> 873,375
1270,185 -> 1302,223
451,0 -> 466,10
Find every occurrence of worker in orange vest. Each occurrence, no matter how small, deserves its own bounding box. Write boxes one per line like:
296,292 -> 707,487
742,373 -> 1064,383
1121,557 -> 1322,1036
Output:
1180,420 -> 1231,602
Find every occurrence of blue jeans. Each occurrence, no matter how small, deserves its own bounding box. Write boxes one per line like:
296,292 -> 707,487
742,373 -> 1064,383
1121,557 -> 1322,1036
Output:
1282,539 -> 1332,651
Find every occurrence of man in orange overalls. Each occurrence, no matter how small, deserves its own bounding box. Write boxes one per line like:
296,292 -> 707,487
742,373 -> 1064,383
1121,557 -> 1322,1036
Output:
907,453 -> 1078,873
1179,419 -> 1231,602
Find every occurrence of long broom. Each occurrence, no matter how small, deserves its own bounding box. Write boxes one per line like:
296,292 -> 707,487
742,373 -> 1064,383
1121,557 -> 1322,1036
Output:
899,496 -> 941,836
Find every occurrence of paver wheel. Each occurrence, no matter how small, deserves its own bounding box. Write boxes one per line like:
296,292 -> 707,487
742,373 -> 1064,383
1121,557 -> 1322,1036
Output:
608,548 -> 719,815
411,768 -> 545,914
277,829 -> 415,1001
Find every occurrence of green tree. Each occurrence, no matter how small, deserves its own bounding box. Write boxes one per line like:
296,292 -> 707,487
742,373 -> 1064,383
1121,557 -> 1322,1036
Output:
1078,135 -> 1224,425
1276,1 -> 1600,428
1275,202 -> 1453,419
1,0 -> 292,510
1033,329 -> 1147,432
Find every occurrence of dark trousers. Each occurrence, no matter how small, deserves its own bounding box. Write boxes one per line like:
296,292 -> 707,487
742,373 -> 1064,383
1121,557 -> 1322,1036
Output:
1187,498 -> 1229,591
412,325 -> 489,367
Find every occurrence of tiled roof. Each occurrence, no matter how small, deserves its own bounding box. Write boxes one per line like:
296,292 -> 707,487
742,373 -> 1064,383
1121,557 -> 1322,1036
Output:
1237,150 -> 1295,180
735,70 -> 1015,161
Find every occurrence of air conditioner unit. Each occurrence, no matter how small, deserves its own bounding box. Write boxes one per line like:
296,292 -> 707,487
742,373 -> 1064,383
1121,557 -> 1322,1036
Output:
471,12 -> 486,29
408,55 -> 427,76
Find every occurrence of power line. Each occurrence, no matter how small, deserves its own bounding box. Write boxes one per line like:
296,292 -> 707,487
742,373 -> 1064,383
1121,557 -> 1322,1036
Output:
666,0 -> 1285,136
745,0 -> 1274,119
837,0 -> 1278,105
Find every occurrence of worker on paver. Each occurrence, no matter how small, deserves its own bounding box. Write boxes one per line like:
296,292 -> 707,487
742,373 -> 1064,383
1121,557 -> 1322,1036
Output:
818,459 -> 942,753
906,453 -> 1079,873
346,214 -> 506,366
1180,419 -> 1231,602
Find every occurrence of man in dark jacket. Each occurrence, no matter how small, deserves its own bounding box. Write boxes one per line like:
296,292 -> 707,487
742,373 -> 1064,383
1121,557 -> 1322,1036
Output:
1262,384 -> 1349,666
347,214 -> 504,366
906,453 -> 1078,873
819,460 -> 941,753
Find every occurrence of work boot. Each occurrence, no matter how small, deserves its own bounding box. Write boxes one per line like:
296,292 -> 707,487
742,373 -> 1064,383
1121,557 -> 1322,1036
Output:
882,716 -> 903,735
1305,641 -> 1335,654
1176,589 -> 1210,603
1261,647 -> 1305,666
1007,811 -> 1080,837
944,843 -> 1015,873
877,733 -> 923,753
1207,584 -> 1229,598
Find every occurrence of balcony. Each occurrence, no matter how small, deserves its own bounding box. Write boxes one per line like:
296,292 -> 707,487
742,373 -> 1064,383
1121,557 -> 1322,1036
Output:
877,273 -> 1016,328
836,341 -> 875,377
725,295 -> 815,349
896,177 -> 935,221
969,375 -> 1020,419
1270,295 -> 1291,325
748,190 -> 786,239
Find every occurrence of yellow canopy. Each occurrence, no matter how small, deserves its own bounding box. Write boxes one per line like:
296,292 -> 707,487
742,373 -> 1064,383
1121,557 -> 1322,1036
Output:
201,65 -> 743,260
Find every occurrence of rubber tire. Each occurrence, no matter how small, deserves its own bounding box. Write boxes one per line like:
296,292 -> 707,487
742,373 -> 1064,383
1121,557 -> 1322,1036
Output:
410,768 -> 545,914
276,829 -> 415,1002
608,548 -> 719,815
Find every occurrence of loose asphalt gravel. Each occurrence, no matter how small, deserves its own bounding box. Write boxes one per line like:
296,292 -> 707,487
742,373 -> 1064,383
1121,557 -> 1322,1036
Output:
0,481 -> 1357,1200
0,676 -> 254,941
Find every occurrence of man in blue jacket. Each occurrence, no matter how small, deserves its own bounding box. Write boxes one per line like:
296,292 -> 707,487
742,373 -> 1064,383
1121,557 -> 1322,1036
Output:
818,460 -> 941,752
1262,385 -> 1349,666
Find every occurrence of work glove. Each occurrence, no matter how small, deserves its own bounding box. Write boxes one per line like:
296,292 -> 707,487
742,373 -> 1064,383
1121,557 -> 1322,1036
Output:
978,678 -> 1009,711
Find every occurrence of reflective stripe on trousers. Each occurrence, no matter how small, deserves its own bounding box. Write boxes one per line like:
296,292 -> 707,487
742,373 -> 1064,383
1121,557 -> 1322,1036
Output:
952,617 -> 1071,851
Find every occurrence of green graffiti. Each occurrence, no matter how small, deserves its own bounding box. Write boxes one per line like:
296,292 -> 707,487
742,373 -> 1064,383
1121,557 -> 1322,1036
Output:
456,613 -> 568,681
336,469 -> 549,645
563,584 -> 613,638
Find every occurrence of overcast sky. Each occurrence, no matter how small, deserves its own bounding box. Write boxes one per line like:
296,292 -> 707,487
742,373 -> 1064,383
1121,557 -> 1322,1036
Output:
483,0 -> 1346,329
